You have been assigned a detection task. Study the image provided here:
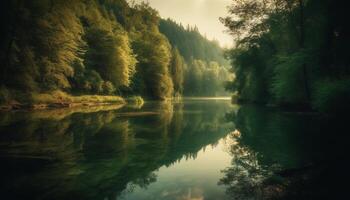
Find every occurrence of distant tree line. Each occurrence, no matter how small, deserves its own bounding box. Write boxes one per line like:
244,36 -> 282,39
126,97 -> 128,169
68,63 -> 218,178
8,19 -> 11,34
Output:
160,19 -> 232,96
222,0 -> 350,113
0,0 -> 231,103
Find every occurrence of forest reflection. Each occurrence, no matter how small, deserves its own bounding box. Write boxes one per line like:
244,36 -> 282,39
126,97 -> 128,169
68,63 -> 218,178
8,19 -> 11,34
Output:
0,100 -> 234,200
221,105 -> 348,200
1,102 -> 345,200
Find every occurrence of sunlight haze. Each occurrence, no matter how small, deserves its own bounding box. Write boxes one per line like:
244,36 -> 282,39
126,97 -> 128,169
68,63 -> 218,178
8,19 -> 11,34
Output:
131,0 -> 233,47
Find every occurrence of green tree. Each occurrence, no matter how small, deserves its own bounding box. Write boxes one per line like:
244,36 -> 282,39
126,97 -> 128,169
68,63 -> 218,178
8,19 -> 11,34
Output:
170,47 -> 185,96
130,3 -> 174,100
222,0 -> 350,112
84,27 -> 136,91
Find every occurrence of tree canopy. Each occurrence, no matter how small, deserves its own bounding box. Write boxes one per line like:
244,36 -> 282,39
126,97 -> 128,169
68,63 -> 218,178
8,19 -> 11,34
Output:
0,0 -> 230,102
223,0 -> 350,113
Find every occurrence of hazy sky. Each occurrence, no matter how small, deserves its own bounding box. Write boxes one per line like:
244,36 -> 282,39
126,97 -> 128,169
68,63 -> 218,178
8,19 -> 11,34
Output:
131,0 -> 233,47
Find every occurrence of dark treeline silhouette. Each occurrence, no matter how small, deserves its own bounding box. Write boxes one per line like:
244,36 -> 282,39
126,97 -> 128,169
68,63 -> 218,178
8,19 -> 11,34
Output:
0,0 -> 230,105
222,0 -> 350,113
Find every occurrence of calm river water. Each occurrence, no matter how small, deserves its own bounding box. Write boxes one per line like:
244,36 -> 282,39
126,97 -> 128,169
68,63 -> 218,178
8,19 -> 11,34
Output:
0,99 -> 347,199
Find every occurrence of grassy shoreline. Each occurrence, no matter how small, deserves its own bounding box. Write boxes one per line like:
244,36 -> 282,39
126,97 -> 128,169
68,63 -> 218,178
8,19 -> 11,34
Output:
0,90 -> 127,111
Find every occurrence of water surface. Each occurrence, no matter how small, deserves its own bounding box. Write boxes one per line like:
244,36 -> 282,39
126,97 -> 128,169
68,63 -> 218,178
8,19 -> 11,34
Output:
0,99 -> 346,199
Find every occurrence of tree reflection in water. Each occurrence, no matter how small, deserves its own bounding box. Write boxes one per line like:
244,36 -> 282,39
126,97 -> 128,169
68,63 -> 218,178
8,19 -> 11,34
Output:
219,129 -> 273,200
221,105 -> 349,200
0,100 -> 234,200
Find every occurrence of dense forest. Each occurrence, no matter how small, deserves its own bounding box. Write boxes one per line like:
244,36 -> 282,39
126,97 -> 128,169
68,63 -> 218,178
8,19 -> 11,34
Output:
0,0 -> 231,106
160,19 -> 232,96
159,19 -> 228,66
222,0 -> 350,113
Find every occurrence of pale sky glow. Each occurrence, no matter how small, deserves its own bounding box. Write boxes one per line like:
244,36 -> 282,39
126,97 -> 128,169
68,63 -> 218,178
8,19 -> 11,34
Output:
131,0 -> 233,47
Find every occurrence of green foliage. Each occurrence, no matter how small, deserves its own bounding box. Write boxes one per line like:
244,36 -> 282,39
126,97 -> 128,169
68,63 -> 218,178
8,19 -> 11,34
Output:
32,90 -> 125,104
184,59 -> 232,96
102,81 -> 116,95
223,0 -> 350,113
159,18 -> 232,97
225,46 -> 271,103
271,51 -> 311,105
132,30 -> 174,100
185,59 -> 204,95
0,0 -> 229,102
160,19 -> 228,66
312,78 -> 350,113
170,47 -> 185,94
84,27 -> 136,89
127,96 -> 144,107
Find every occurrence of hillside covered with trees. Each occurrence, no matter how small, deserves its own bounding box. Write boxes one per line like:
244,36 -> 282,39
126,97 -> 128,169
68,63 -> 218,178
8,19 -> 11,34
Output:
0,0 -> 231,107
222,0 -> 350,113
160,19 -> 232,96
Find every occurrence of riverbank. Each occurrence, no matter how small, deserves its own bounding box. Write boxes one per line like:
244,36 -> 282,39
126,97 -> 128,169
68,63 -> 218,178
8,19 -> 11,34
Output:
230,93 -> 320,114
0,90 -> 127,111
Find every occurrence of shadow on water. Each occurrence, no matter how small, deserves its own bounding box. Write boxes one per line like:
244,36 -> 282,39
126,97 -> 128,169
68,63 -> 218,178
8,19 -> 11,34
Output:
0,100 -> 234,200
1,101 -> 348,200
221,105 -> 350,200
